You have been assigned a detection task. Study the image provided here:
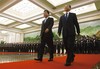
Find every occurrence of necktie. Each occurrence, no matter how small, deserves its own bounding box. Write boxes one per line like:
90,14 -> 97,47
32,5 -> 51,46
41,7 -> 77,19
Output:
65,13 -> 68,20
44,19 -> 46,23
44,18 -> 48,23
66,13 -> 68,19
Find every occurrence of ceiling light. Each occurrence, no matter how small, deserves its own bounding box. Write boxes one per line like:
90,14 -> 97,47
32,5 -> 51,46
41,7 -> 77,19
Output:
0,16 -> 15,25
4,0 -> 44,20
47,0 -> 72,7
63,3 -> 97,15
16,24 -> 31,29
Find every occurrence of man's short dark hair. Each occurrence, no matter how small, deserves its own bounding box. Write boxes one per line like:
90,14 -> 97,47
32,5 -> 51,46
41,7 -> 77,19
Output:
44,10 -> 50,14
68,5 -> 71,8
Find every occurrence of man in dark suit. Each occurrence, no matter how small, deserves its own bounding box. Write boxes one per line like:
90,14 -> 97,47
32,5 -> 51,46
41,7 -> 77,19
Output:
34,10 -> 54,62
58,5 -> 80,66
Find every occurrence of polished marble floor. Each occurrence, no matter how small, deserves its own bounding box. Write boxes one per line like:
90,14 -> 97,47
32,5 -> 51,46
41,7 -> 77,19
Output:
92,62 -> 100,69
0,52 -> 64,63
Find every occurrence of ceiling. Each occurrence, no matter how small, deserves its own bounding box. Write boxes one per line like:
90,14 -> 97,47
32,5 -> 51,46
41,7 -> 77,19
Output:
0,0 -> 100,34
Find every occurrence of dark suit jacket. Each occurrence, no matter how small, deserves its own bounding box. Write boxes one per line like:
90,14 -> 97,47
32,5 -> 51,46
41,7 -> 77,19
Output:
58,13 -> 80,37
41,17 -> 54,38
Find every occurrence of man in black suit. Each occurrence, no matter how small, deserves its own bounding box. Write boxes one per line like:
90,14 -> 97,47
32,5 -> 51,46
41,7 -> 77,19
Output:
34,10 -> 54,62
58,5 -> 80,66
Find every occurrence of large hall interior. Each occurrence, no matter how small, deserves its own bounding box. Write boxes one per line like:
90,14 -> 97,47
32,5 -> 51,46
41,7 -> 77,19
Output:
0,0 -> 100,69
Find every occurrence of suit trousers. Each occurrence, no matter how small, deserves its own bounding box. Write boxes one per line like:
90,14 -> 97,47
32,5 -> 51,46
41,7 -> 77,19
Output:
63,35 -> 75,63
38,36 -> 54,60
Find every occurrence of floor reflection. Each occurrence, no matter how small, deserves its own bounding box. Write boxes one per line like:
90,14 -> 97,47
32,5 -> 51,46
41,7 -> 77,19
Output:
0,52 -> 65,63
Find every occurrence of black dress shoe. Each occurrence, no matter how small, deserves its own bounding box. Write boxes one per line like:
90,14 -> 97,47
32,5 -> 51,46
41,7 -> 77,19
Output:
64,63 -> 71,66
34,58 -> 42,62
48,59 -> 53,61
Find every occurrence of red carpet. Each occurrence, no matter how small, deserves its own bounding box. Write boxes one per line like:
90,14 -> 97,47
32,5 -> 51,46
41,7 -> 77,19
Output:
0,54 -> 100,69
